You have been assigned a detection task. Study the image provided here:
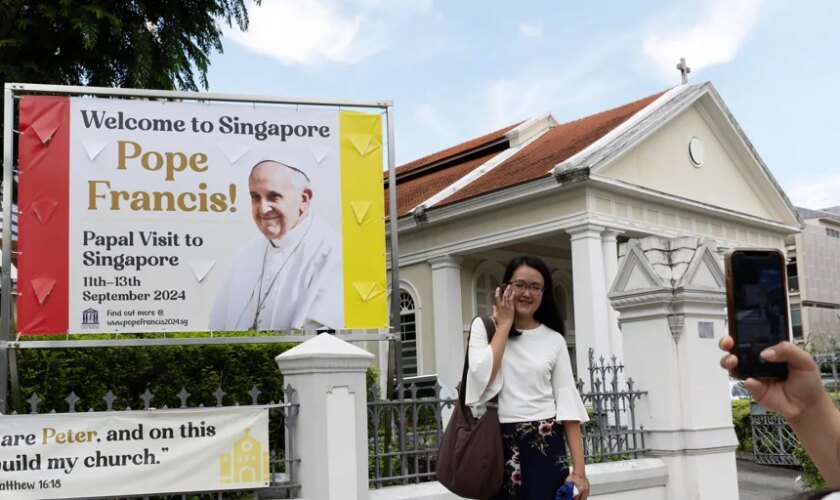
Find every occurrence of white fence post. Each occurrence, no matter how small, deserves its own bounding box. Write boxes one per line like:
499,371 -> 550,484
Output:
609,237 -> 739,500
276,334 -> 373,500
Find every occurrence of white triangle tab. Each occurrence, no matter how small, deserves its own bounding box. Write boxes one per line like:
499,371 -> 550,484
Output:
82,140 -> 108,161
348,134 -> 373,156
310,145 -> 330,164
217,143 -> 250,164
189,259 -> 216,283
350,201 -> 371,225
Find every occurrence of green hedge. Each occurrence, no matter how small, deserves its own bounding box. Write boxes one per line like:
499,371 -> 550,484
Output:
731,399 -> 752,452
13,335 -> 382,413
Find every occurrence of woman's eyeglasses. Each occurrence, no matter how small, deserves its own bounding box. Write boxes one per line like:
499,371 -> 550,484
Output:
505,280 -> 545,294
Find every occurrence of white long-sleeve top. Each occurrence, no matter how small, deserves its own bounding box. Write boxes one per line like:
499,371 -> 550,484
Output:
464,318 -> 590,424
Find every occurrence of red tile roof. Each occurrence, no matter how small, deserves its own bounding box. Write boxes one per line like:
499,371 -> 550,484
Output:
386,149 -> 501,218
387,89 -> 668,219
395,123 -> 520,177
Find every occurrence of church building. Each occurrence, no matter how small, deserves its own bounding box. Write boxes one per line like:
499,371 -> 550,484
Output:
381,81 -> 802,395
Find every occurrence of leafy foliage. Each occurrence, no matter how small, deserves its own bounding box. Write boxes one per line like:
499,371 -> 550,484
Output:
0,0 -> 260,200
731,399 -> 753,452
794,444 -> 827,490
0,0 -> 259,91
16,340 -> 295,411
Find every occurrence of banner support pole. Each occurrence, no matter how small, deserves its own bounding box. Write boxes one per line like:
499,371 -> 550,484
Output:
385,105 -> 403,398
1,86 -> 16,414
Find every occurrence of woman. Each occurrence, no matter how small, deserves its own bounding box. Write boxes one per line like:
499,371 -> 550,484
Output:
465,255 -> 590,499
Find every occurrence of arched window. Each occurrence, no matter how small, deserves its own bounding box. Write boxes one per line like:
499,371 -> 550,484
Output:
473,262 -> 504,317
399,289 -> 419,377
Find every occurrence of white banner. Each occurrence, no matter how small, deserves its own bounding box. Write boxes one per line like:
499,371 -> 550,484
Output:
0,407 -> 270,499
18,95 -> 388,335
69,98 -> 342,333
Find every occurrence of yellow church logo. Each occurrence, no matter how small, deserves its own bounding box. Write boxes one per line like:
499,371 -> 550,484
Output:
220,428 -> 270,485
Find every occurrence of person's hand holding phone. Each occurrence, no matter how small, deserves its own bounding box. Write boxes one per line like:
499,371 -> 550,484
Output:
493,283 -> 515,329
719,337 -> 828,422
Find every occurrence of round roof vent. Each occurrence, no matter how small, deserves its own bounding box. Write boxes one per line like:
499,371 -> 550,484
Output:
688,136 -> 705,167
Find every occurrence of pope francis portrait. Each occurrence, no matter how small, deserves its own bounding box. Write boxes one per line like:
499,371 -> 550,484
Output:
209,160 -> 343,331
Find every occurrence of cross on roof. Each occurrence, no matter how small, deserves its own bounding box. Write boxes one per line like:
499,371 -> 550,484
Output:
677,58 -> 691,84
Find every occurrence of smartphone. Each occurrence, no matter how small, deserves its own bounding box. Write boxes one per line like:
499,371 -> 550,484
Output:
724,249 -> 791,379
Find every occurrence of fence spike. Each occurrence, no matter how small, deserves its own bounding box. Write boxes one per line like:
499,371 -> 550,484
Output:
103,391 -> 117,411
177,387 -> 191,408
283,385 -> 296,404
248,385 -> 261,405
141,388 -> 155,410
213,387 -> 225,407
66,392 -> 80,413
27,393 -> 41,414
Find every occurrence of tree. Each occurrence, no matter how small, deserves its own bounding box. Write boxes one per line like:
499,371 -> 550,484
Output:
0,1 -> 261,412
0,0 -> 260,90
0,0 -> 260,199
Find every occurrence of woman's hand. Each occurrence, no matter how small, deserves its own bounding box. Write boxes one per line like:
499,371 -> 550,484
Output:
719,336 -> 826,422
492,284 -> 515,328
565,471 -> 589,500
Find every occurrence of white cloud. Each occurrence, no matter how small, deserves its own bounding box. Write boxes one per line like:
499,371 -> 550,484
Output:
786,174 -> 840,209
226,0 -> 385,65
485,70 -> 607,129
519,21 -> 543,39
643,0 -> 767,78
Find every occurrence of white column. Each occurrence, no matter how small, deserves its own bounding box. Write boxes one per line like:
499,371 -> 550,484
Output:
566,224 -> 611,377
601,229 -> 623,361
429,255 -> 465,399
275,334 -> 373,500
609,237 -> 738,500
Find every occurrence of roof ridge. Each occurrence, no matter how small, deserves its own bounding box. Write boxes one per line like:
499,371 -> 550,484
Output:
553,88 -> 673,129
411,120 -> 556,214
396,122 -> 521,175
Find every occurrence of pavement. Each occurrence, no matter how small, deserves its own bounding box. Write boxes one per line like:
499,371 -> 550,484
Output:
737,459 -> 804,500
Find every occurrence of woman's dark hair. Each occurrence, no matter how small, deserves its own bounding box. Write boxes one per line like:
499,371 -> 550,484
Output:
502,255 -> 565,335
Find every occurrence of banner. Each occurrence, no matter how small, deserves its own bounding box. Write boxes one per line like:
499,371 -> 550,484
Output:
17,95 -> 388,334
0,407 -> 269,499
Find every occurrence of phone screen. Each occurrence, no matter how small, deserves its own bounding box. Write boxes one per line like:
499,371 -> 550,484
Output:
729,250 -> 789,378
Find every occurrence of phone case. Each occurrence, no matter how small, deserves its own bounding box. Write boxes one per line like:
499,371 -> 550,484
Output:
724,248 -> 790,380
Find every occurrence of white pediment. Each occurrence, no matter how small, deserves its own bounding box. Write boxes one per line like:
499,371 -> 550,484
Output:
593,84 -> 801,229
611,240 -> 667,293
676,239 -> 725,289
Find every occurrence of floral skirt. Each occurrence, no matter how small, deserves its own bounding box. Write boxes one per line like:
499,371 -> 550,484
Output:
490,417 -> 570,500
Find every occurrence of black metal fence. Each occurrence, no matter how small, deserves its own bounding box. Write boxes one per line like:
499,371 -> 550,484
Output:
366,348 -> 647,487
577,349 -> 647,462
366,381 -> 450,488
11,385 -> 300,499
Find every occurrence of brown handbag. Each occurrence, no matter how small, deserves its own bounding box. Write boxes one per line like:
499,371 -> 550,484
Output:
436,316 -> 504,499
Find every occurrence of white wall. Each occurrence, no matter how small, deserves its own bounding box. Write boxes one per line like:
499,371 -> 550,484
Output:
369,459 -> 668,500
600,105 -> 775,221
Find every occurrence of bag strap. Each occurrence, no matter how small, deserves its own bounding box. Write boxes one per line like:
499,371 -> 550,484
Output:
459,315 -> 499,409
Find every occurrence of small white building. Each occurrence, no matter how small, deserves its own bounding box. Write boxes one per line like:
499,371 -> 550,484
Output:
380,81 -> 802,393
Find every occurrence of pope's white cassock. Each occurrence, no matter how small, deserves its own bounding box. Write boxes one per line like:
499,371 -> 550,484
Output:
209,212 -> 343,331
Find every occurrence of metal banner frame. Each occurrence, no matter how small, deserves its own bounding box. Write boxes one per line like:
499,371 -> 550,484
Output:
0,83 -> 403,413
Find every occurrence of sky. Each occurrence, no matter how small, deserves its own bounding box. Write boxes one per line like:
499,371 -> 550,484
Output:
207,0 -> 839,210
